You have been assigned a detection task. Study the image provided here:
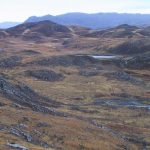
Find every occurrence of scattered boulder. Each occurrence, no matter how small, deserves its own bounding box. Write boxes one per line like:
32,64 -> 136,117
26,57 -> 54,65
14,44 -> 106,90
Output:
37,122 -> 52,128
79,70 -> 99,77
122,53 -> 150,69
9,126 -> 51,148
7,143 -> 28,150
0,102 -> 5,107
25,70 -> 64,82
70,106 -> 98,113
10,128 -> 32,142
111,52 -> 150,69
0,124 -> 7,130
21,49 -> 41,55
105,71 -> 143,84
0,56 -> 22,68
30,55 -> 97,67
11,103 -> 25,109
109,39 -> 150,54
17,124 -> 28,129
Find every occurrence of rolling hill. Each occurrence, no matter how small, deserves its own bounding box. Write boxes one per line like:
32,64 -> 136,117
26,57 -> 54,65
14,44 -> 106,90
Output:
5,20 -> 71,40
0,19 -> 150,150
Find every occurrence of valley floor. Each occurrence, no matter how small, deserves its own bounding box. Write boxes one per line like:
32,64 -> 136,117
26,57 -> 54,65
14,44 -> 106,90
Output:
0,36 -> 150,150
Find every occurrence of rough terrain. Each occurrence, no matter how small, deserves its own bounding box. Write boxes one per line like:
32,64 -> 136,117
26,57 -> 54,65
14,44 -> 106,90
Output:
0,21 -> 149,150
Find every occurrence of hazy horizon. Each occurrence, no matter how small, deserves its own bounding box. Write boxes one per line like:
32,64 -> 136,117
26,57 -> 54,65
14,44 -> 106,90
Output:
2,12 -> 150,23
0,0 -> 150,22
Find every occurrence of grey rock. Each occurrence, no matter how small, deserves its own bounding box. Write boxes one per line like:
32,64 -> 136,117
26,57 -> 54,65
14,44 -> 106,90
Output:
106,71 -> 143,85
25,70 -> 64,82
7,143 -> 28,150
0,75 -> 67,117
0,56 -> 22,68
37,122 -> 52,128
10,128 -> 32,142
79,70 -> 99,77
30,55 -> 97,67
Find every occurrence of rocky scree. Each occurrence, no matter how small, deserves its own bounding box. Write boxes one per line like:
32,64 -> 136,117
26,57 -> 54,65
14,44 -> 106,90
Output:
0,75 -> 67,116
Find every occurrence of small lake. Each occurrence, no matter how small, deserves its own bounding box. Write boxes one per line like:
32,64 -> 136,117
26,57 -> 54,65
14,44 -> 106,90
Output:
91,55 -> 117,59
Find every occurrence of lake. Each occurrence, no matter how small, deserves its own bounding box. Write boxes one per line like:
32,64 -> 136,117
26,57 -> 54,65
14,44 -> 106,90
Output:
91,55 -> 117,59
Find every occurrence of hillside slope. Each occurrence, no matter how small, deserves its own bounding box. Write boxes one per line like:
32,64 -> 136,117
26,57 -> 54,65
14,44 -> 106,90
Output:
0,21 -> 149,150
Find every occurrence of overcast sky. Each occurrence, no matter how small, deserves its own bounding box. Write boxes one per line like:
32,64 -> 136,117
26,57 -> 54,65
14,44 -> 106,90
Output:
0,0 -> 150,22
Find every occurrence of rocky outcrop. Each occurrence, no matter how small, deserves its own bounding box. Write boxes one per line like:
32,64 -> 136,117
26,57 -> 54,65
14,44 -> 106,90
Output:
30,55 -> 97,67
79,70 -> 99,77
110,52 -> 150,69
109,39 -> 150,54
122,53 -> 150,69
0,56 -> 22,68
0,75 -> 67,116
7,143 -> 28,150
105,71 -> 143,85
25,70 -> 64,82
0,102 -> 5,107
21,49 -> 41,55
9,127 -> 50,148
10,128 -> 32,142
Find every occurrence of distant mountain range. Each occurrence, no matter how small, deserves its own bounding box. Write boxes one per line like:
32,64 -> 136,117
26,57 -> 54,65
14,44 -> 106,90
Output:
1,12 -> 150,29
25,13 -> 150,29
0,22 -> 20,29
